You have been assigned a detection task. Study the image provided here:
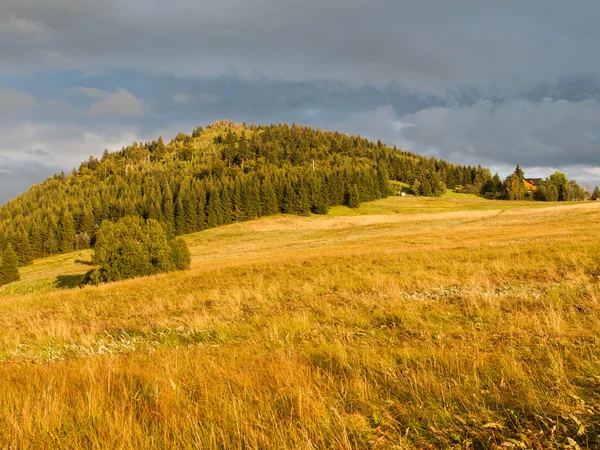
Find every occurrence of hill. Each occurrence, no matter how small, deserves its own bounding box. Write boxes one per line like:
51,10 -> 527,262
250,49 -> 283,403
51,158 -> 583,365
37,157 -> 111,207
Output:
0,121 -> 487,266
1,195 -> 600,448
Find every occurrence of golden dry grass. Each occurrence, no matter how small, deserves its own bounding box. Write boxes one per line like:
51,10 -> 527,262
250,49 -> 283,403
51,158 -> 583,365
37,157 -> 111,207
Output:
1,196 -> 599,449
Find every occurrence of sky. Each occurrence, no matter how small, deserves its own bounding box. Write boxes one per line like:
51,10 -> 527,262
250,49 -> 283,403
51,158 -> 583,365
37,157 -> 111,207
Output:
1,0 -> 599,203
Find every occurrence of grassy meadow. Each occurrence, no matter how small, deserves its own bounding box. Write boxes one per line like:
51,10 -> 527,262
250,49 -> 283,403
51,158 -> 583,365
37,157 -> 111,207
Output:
1,194 -> 600,449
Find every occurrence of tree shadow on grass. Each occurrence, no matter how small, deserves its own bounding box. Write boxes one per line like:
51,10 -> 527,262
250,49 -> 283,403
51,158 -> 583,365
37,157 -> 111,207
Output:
75,259 -> 95,266
55,274 -> 88,289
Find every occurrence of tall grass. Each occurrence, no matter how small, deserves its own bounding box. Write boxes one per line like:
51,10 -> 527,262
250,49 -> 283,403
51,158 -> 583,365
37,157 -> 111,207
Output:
0,198 -> 599,449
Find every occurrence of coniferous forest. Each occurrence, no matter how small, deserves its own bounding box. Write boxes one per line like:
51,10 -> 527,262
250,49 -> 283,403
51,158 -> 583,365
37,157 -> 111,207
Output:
0,121 -> 587,271
0,121 -> 482,268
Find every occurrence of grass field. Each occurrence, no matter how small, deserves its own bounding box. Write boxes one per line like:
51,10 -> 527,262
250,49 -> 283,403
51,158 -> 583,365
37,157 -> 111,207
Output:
1,194 -> 599,449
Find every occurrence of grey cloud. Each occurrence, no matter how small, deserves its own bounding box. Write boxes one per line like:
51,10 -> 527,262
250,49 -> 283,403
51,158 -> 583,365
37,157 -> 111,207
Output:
1,0 -> 599,95
88,88 -> 144,117
0,121 -> 142,171
173,92 -> 220,105
0,144 -> 62,204
25,148 -> 54,159
45,98 -> 79,116
0,161 -> 61,204
0,89 -> 39,117
0,16 -> 55,41
71,87 -> 107,98
396,97 -> 600,168
330,99 -> 600,186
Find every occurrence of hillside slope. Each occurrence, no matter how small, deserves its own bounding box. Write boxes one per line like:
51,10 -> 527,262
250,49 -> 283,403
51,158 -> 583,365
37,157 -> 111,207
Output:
0,121 -> 488,266
1,197 -> 599,449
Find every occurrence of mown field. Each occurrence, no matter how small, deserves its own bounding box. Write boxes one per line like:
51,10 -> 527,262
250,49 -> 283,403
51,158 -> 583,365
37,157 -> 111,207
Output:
1,195 -> 599,449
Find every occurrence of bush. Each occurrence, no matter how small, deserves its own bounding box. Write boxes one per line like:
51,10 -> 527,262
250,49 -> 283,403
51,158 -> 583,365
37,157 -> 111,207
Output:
88,217 -> 191,284
170,237 -> 192,271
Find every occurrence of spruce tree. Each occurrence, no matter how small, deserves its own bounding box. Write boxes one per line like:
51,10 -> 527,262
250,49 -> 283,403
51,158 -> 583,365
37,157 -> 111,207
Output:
30,225 -> 44,258
347,185 -> 360,208
231,178 -> 243,221
311,174 -> 329,215
0,244 -> 20,286
182,188 -> 198,233
260,179 -> 279,216
205,188 -> 222,228
376,166 -> 391,197
281,179 -> 297,214
13,231 -> 33,266
152,136 -> 167,161
162,182 -> 175,226
59,211 -> 75,253
79,208 -> 95,236
220,184 -> 234,224
174,196 -> 186,236
296,179 -> 312,216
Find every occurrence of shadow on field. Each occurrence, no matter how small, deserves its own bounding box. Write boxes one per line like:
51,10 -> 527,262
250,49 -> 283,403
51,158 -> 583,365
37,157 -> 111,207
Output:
55,274 -> 88,289
74,259 -> 95,266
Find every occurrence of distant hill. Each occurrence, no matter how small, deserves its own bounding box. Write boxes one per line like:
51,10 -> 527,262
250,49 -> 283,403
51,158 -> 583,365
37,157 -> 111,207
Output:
0,121 -> 484,265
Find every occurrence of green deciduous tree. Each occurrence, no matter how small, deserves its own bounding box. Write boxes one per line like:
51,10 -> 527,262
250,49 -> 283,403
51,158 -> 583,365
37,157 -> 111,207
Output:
89,217 -> 191,284
170,237 -> 192,270
503,166 -> 527,200
549,172 -> 571,201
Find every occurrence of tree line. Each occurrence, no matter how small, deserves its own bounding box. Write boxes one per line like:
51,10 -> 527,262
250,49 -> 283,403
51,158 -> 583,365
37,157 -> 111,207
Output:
0,122 -> 479,270
455,164 -> 590,201
0,121 -> 592,281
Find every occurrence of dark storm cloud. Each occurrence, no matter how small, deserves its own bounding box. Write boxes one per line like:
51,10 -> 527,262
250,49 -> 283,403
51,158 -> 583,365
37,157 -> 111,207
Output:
2,0 -> 599,94
0,0 -> 599,202
0,159 -> 62,204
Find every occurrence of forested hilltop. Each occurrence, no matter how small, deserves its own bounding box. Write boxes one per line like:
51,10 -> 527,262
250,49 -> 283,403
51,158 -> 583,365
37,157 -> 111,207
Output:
0,121 -> 488,266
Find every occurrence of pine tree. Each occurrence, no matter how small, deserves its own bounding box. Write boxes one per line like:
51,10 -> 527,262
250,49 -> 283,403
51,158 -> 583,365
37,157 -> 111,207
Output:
311,174 -> 329,215
152,136 -> 167,161
231,178 -> 243,221
205,188 -> 222,228
376,166 -> 391,197
347,185 -> 360,208
260,179 -> 279,216
515,164 -> 525,181
43,222 -> 59,256
59,210 -> 75,253
296,179 -> 312,216
0,244 -> 20,286
174,196 -> 186,236
13,230 -> 33,266
241,179 -> 260,219
79,207 -> 95,236
281,179 -> 297,214
592,186 -> 600,200
503,167 -> 527,201
182,188 -> 197,233
327,171 -> 345,205
30,224 -> 44,257
220,184 -> 234,224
